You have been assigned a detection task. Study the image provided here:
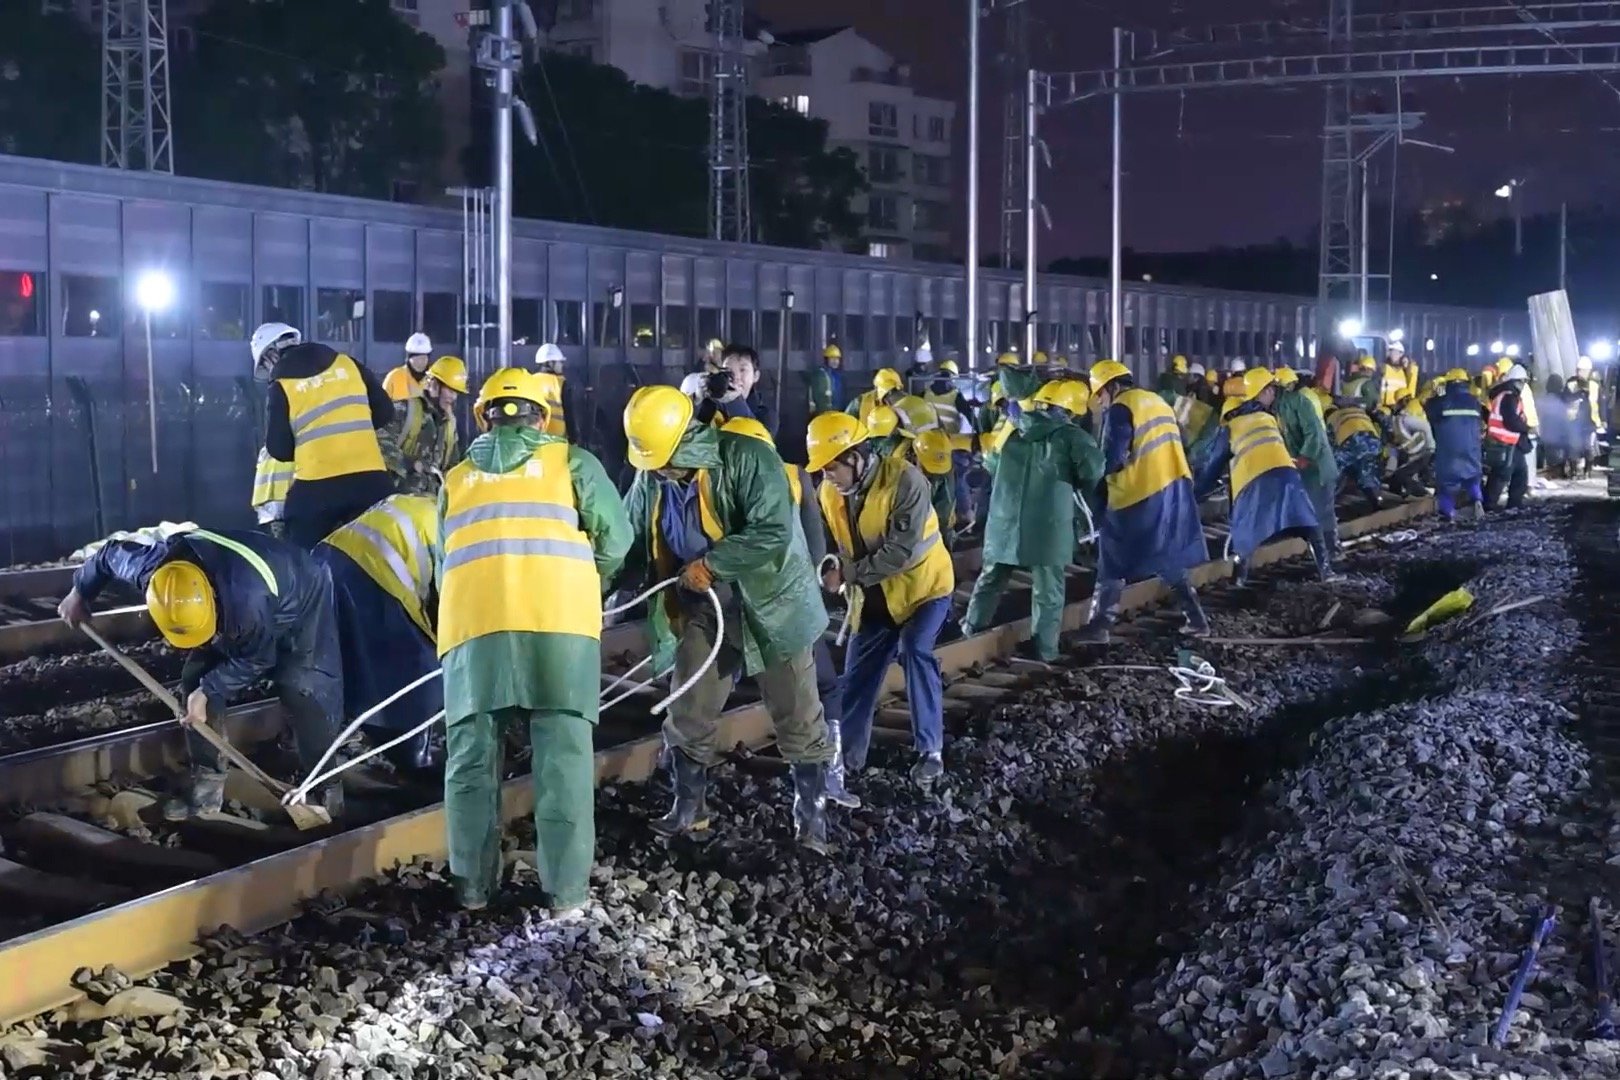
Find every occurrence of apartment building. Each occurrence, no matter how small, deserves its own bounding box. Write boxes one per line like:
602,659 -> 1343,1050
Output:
756,26 -> 955,263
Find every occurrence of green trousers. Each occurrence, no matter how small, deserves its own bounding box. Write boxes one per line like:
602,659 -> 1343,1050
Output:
963,562 -> 1067,660
444,707 -> 595,909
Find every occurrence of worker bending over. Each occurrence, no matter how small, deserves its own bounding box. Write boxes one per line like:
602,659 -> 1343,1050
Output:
621,386 -> 835,853
1386,394 -> 1435,497
317,495 -> 444,775
1484,363 -> 1535,511
251,448 -> 294,537
396,356 -> 468,495
963,379 -> 1104,663
59,528 -> 346,820
383,333 -> 436,401
1425,376 -> 1486,521
1325,400 -> 1386,509
911,430 -> 959,548
1082,362 -> 1209,642
846,367 -> 904,423
809,413 -> 955,783
1273,367 -> 1340,551
437,368 -> 630,914
253,323 -> 395,548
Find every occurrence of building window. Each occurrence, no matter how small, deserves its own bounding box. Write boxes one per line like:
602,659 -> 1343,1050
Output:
867,195 -> 899,231
391,0 -> 419,25
0,270 -> 44,337
630,303 -> 658,348
867,146 -> 903,185
59,275 -> 120,338
911,199 -> 950,233
867,242 -> 892,259
867,102 -> 898,139
316,288 -> 363,343
759,309 -> 781,350
679,50 -> 715,97
776,94 -> 810,116
914,153 -> 948,187
789,311 -> 812,351
769,47 -> 811,77
928,116 -> 947,142
696,308 -> 722,349
260,285 -> 304,331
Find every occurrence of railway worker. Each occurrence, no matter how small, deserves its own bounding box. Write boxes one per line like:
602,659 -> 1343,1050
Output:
1156,354 -> 1189,406
1079,361 -> 1209,642
809,344 -> 846,416
1173,364 -> 1218,445
846,366 -> 904,423
383,332 -> 435,401
1273,367 -> 1340,552
1574,354 -> 1606,442
253,323 -> 396,548
533,344 -> 572,439
991,351 -> 1043,421
251,449 -> 294,538
808,412 -> 955,783
861,403 -> 912,461
1386,393 -> 1436,496
1380,341 -> 1419,410
962,378 -> 1104,664
619,385 -> 835,853
317,494 -> 444,775
395,355 -> 468,495
437,368 -> 631,914
58,527 -> 347,821
1325,399 -> 1386,508
1484,363 -> 1535,511
923,358 -> 980,527
1340,353 -> 1382,413
911,430 -> 960,548
1425,375 -> 1486,521
1193,369 -> 1336,584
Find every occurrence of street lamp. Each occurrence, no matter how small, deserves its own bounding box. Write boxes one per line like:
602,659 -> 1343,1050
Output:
1494,180 -> 1524,256
1337,317 -> 1363,340
1466,343 -> 1481,357
135,270 -> 175,473
1425,339 -> 1436,352
1588,339 -> 1614,362
1506,343 -> 1521,358
1490,340 -> 1505,354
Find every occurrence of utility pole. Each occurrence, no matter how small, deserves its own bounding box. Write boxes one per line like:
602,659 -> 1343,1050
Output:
966,0 -> 981,370
708,0 -> 752,243
1559,201 -> 1568,291
1023,67 -> 1038,358
1109,27 -> 1123,364
101,0 -> 173,173
1317,0 -> 1357,316
998,0 -> 1031,272
492,0 -> 515,364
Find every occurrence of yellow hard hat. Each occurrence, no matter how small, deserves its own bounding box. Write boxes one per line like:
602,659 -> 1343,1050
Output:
863,403 -> 901,437
913,430 -> 954,476
1031,378 -> 1091,415
1495,357 -> 1513,374
823,344 -> 842,360
147,560 -> 216,650
996,351 -> 1021,367
426,355 -> 469,394
1171,354 -> 1189,374
720,416 -> 775,447
1239,368 -> 1275,402
938,358 -> 960,376
806,411 -> 869,472
1447,367 -> 1470,382
989,383 -> 1005,406
1222,374 -> 1246,399
1272,367 -> 1300,388
1088,359 -> 1130,395
1431,378 -> 1448,396
1033,350 -> 1050,364
869,367 -> 901,396
624,384 -> 695,470
1204,369 -> 1219,385
893,395 -> 937,433
474,367 -> 546,429
1221,396 -> 1242,419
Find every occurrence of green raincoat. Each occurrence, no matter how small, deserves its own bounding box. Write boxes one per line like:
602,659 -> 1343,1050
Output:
434,426 -> 632,724
981,411 -> 1106,567
620,423 -> 828,677
1276,387 -> 1339,490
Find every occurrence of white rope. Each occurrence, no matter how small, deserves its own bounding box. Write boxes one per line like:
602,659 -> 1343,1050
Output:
600,654 -> 652,697
286,709 -> 446,806
820,554 -> 854,646
1072,492 -> 1098,547
1169,661 -> 1239,709
289,666 -> 445,811
600,665 -> 673,713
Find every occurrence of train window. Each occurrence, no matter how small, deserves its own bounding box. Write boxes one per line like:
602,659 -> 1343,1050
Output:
845,314 -> 866,351
592,300 -> 623,347
728,308 -> 753,345
261,285 -> 304,330
554,300 -> 585,346
629,303 -> 657,348
315,288 -> 363,343
1067,323 -> 1081,354
371,289 -> 412,342
789,311 -> 811,350
661,304 -> 689,349
696,307 -> 722,348
871,314 -> 892,352
62,275 -> 120,338
1123,327 -> 1138,356
901,315 -> 920,351
821,313 -> 842,347
940,318 -> 959,351
422,292 -> 459,346
759,309 -> 781,349
1174,329 -> 1189,356
1223,330 -> 1237,357
0,270 -> 44,337
511,297 -> 541,345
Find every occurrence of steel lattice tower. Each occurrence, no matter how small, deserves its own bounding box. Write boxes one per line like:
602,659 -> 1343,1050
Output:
1316,0 -> 1357,309
708,0 -> 752,243
997,0 -> 1031,270
101,0 -> 174,173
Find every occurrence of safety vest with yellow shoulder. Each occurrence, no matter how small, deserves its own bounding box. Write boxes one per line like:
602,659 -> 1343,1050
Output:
437,441 -> 600,655
251,449 -> 293,523
324,495 -> 439,639
382,365 -> 421,402
1105,388 -> 1193,511
279,353 -> 387,482
1327,405 -> 1380,445
1225,410 -> 1296,501
819,453 -> 954,633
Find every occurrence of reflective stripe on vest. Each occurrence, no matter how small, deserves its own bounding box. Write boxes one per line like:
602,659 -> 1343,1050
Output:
383,365 -> 421,402
1328,406 -> 1379,445
818,454 -> 954,632
325,495 -> 438,639
1226,411 -> 1296,501
437,441 -> 600,653
186,528 -> 279,597
1487,393 -> 1522,446
1174,395 -> 1214,442
251,449 -> 293,509
1106,388 -> 1194,511
279,354 -> 386,482
924,390 -> 966,433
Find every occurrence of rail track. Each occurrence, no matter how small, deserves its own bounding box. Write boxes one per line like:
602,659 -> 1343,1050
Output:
0,499 -> 1430,1024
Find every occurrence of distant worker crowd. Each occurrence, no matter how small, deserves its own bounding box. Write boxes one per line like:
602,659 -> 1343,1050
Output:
54,321 -> 1610,917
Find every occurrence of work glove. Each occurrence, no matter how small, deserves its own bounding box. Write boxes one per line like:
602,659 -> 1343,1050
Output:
1293,457 -> 1311,471
679,559 -> 716,592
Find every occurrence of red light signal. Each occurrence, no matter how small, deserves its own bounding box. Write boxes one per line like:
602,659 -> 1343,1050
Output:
18,272 -> 33,299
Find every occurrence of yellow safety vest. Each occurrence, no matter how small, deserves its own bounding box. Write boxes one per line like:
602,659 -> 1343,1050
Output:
849,390 -> 885,421
400,397 -> 459,472
819,454 -> 954,632
1328,406 -> 1379,445
1106,388 -> 1193,511
924,389 -> 972,451
783,464 -> 803,507
544,376 -> 567,439
250,449 -> 293,514
980,419 -> 1014,455
1379,366 -> 1410,410
1173,394 -> 1215,443
279,354 -> 386,482
325,495 -> 439,639
1225,410 -> 1296,501
1520,385 -> 1539,429
437,441 -> 600,654
383,365 -> 421,402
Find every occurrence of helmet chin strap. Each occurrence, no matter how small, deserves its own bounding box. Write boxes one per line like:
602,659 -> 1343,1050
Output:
832,446 -> 872,495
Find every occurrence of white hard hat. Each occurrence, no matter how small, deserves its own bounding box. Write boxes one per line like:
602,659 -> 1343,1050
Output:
678,371 -> 707,398
406,332 -> 432,355
250,322 -> 301,366
1505,363 -> 1530,383
1187,362 -> 1206,376
1229,359 -> 1247,372
535,342 -> 566,366
915,341 -> 933,364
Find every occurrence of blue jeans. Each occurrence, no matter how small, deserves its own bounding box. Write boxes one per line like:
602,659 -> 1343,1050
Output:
951,450 -> 973,523
838,595 -> 950,770
1436,480 -> 1482,518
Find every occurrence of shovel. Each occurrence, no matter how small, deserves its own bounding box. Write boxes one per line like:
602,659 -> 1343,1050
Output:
80,624 -> 332,830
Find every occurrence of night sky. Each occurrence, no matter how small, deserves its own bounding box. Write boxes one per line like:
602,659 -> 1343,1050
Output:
758,0 -> 1620,257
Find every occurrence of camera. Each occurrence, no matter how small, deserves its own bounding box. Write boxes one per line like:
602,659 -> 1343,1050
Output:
704,368 -> 735,400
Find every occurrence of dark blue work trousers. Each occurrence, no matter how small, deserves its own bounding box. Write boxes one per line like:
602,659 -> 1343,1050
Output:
838,594 -> 950,770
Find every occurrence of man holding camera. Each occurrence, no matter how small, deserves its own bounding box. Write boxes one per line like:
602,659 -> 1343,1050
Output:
690,344 -> 773,434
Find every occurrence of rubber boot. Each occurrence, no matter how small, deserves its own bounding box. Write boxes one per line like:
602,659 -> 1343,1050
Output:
1309,532 -> 1343,584
790,763 -> 830,856
824,716 -> 861,809
379,729 -> 441,779
1170,580 -> 1211,637
909,752 -> 943,783
650,746 -> 710,838
162,768 -> 227,822
1074,578 -> 1124,644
